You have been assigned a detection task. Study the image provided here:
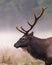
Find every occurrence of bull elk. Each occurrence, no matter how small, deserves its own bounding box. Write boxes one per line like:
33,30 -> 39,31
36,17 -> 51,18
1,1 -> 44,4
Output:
14,7 -> 52,65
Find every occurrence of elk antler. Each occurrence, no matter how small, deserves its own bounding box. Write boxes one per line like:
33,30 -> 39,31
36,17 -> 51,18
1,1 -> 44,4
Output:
16,25 -> 26,34
16,7 -> 47,34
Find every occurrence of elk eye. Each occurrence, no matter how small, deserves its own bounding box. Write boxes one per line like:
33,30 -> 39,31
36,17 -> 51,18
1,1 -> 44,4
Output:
22,38 -> 25,40
22,37 -> 26,39
22,37 -> 27,41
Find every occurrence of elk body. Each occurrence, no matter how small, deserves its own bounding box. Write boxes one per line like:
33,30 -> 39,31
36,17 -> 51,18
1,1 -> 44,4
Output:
14,7 -> 52,65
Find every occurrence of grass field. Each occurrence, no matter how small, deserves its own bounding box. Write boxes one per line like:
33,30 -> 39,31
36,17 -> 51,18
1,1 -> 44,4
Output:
0,47 -> 45,65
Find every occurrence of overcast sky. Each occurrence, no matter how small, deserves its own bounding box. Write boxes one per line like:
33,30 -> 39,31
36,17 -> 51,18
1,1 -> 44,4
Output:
0,0 -> 52,33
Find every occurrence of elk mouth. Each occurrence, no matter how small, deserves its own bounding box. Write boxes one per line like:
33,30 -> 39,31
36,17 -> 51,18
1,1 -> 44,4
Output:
14,43 -> 28,48
14,44 -> 28,52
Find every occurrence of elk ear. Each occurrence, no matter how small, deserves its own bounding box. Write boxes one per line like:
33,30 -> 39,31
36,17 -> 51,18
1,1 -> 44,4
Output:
29,32 -> 33,36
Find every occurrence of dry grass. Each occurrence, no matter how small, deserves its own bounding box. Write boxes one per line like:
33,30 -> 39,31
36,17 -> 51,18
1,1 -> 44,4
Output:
0,47 -> 45,65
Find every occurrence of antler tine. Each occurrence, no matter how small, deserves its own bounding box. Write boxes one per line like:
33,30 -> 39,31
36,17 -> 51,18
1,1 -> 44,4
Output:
16,25 -> 25,34
31,7 -> 47,27
21,26 -> 27,32
26,18 -> 32,26
32,8 -> 37,19
37,7 -> 47,20
25,7 -> 46,34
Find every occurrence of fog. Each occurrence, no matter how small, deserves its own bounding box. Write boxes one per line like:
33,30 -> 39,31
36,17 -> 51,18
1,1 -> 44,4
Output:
0,31 -> 52,48
0,0 -> 52,32
0,32 -> 21,48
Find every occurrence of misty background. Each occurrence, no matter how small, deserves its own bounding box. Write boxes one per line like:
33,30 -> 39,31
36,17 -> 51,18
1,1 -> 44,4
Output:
0,1 -> 52,65
0,0 -> 52,32
0,0 -> 52,47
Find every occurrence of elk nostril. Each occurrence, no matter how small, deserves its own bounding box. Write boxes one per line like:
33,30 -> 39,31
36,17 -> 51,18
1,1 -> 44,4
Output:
14,44 -> 16,47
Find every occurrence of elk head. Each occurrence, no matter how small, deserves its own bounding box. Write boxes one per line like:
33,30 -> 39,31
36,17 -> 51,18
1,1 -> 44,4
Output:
14,7 -> 46,48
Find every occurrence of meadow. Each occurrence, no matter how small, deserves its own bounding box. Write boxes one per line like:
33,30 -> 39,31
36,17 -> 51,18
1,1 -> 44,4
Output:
0,47 -> 45,65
